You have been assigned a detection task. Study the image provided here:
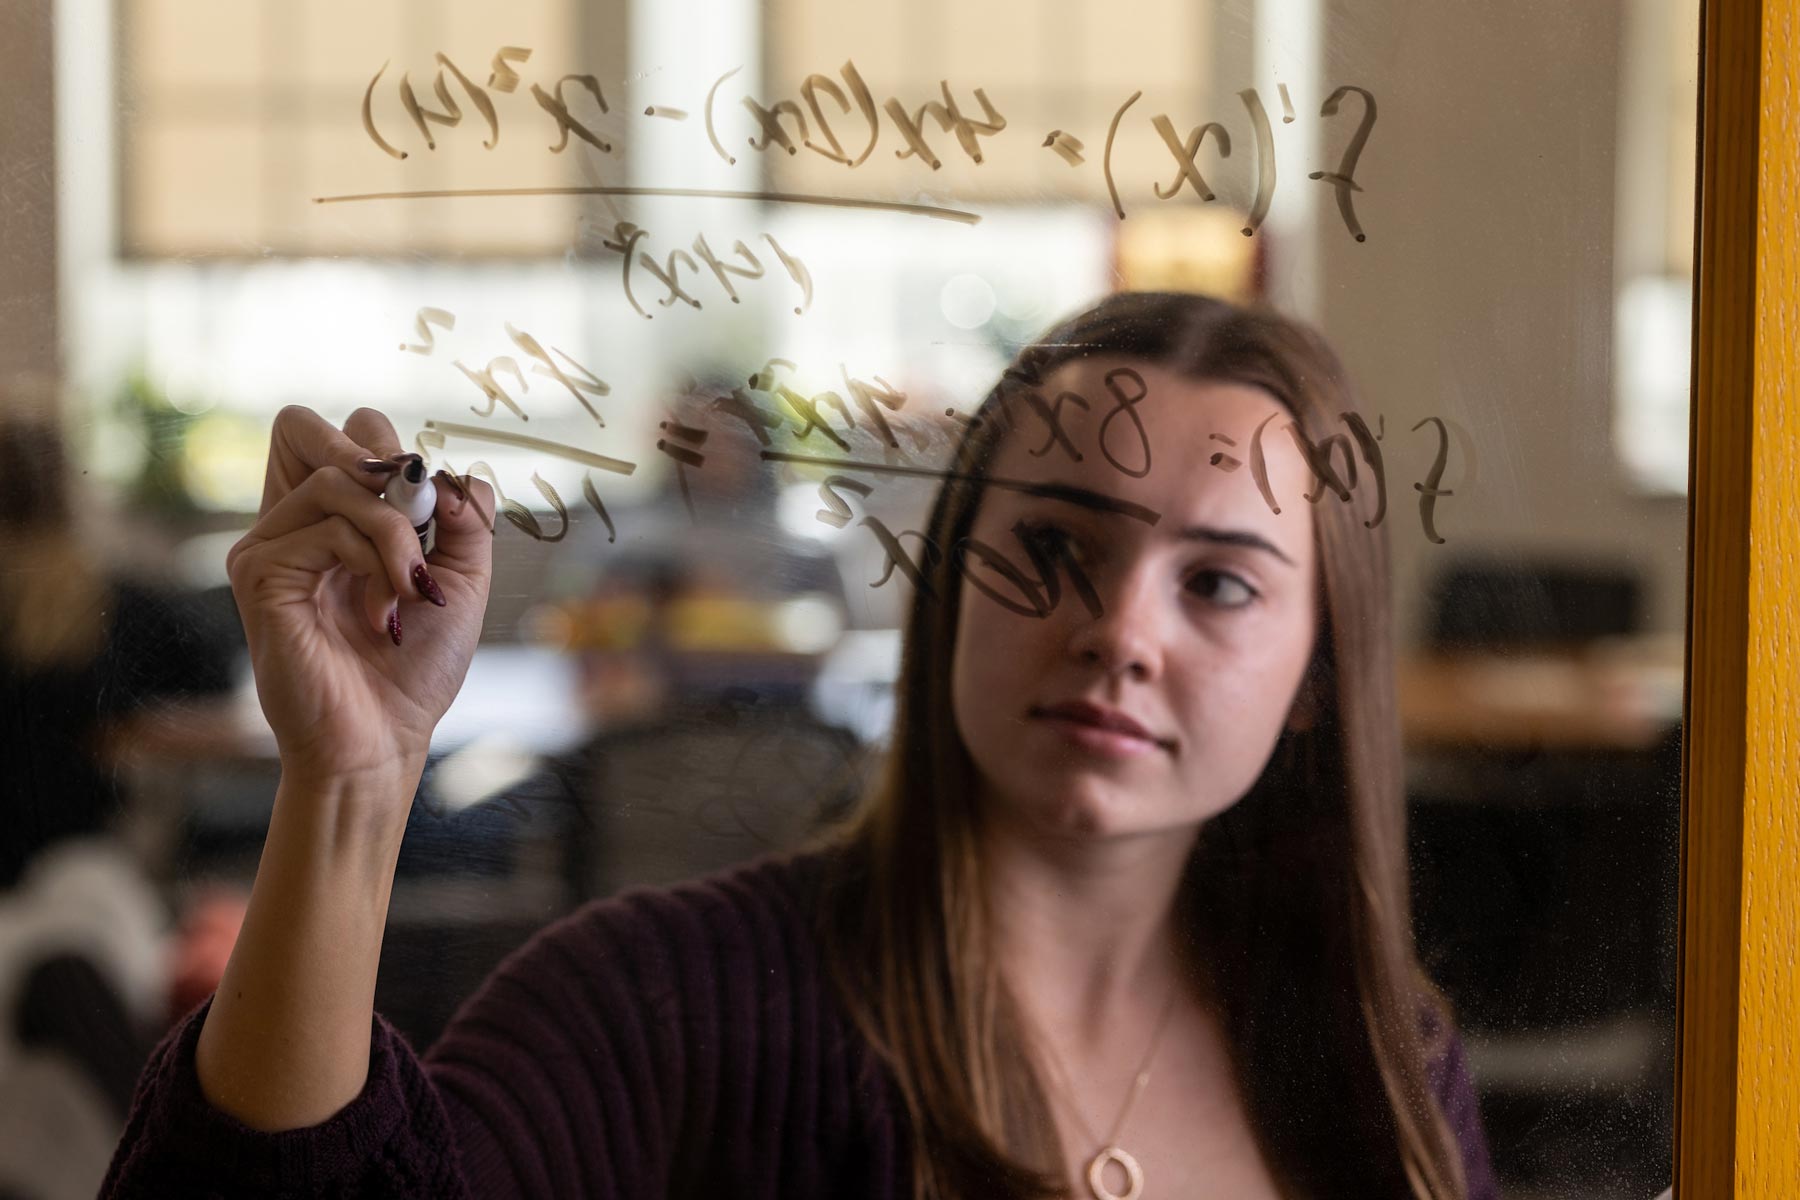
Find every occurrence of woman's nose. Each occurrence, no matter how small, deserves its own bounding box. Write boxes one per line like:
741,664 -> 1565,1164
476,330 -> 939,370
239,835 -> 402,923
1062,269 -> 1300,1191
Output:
1064,570 -> 1163,681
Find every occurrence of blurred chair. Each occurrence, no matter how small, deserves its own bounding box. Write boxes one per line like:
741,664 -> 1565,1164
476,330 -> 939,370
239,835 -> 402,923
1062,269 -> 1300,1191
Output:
1425,557 -> 1643,651
556,692 -> 870,901
364,691 -> 872,1048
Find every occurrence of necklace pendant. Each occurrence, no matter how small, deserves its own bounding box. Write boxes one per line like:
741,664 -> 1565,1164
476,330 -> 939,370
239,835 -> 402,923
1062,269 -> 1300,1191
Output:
1085,1145 -> 1145,1200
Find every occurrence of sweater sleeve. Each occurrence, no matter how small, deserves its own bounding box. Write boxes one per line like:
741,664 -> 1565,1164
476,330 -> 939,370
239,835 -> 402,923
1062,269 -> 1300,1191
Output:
99,885 -> 689,1200
1425,1023 -> 1501,1200
98,993 -> 467,1198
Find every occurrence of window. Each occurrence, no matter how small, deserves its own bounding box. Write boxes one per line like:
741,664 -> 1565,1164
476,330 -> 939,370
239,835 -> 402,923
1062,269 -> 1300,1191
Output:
760,0 -> 1215,205
117,0 -> 622,256
1612,0 -> 1698,493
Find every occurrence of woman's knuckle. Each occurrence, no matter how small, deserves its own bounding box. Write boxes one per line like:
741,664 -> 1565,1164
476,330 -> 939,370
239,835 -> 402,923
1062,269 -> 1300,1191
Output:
386,510 -> 420,554
226,543 -> 260,587
305,464 -> 361,500
299,463 -> 337,491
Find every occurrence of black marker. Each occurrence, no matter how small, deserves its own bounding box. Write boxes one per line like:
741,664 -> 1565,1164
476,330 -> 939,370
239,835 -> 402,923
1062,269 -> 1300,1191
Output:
383,453 -> 438,555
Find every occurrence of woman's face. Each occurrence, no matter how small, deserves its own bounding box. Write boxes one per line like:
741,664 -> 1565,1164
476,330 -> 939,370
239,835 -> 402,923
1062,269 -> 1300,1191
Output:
950,358 -> 1320,843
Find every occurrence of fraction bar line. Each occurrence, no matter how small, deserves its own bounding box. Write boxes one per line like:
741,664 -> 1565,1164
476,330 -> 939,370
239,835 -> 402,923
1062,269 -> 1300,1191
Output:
423,421 -> 638,475
314,185 -> 982,225
761,451 -> 1161,524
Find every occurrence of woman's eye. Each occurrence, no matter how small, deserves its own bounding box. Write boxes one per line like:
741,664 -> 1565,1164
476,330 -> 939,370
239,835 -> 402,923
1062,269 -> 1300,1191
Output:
1187,569 -> 1258,608
1016,519 -> 1086,562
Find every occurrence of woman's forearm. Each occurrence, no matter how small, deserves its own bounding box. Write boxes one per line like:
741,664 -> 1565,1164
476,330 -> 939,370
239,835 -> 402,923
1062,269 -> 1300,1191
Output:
193,766 -> 419,1131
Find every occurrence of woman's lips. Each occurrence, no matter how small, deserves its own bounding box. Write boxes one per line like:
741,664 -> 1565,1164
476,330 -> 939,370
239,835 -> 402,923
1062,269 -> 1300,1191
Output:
1029,701 -> 1173,755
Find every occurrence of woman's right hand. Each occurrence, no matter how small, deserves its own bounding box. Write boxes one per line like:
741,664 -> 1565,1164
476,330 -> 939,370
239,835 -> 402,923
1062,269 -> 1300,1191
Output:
225,405 -> 495,813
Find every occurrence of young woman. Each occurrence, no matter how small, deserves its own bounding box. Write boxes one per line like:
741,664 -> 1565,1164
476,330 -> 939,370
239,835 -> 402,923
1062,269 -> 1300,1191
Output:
101,292 -> 1498,1199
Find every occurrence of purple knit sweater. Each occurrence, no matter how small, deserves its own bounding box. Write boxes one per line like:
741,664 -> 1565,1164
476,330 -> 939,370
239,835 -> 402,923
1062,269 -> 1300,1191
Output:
100,848 -> 1499,1198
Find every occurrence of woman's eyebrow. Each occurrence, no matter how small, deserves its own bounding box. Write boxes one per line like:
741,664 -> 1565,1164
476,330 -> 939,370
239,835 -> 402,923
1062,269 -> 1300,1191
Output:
1014,480 -> 1158,524
1174,525 -> 1297,567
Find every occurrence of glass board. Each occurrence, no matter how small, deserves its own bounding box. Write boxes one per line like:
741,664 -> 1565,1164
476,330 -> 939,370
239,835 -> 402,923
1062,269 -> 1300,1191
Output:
0,0 -> 1695,1195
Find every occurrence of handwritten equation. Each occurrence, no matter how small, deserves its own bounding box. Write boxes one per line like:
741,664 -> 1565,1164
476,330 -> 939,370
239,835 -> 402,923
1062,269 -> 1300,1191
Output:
405,312 -> 919,542
599,223 -> 813,318
405,310 -> 1464,586
337,48 -> 1377,241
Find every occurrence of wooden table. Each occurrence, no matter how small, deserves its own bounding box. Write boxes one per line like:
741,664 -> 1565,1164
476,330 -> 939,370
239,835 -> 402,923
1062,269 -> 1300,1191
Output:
1398,637 -> 1684,752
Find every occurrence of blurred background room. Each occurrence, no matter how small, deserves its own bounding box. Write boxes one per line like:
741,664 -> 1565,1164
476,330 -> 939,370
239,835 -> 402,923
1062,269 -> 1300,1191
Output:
0,0 -> 1693,1195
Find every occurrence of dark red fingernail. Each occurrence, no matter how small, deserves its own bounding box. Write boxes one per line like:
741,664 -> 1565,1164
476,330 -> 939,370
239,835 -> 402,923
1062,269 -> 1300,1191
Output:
413,563 -> 447,607
359,457 -> 401,475
387,607 -> 402,646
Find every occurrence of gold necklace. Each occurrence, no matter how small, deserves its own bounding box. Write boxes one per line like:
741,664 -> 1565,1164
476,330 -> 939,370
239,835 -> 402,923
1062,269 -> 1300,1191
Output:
1037,983 -> 1183,1200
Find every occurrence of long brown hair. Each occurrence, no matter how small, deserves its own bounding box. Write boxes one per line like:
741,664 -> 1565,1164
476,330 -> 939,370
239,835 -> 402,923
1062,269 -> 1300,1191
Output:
808,292 -> 1469,1199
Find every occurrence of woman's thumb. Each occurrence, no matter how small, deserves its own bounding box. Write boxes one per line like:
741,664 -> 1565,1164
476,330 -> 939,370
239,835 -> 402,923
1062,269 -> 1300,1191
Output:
426,470 -> 497,569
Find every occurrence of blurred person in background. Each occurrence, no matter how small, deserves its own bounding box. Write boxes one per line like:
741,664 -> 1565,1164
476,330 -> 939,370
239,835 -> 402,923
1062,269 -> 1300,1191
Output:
0,420 -> 242,1200
545,379 -> 851,725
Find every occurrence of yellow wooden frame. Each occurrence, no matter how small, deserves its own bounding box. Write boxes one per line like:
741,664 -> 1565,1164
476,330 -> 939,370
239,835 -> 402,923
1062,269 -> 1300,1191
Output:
1679,0 -> 1799,1194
